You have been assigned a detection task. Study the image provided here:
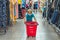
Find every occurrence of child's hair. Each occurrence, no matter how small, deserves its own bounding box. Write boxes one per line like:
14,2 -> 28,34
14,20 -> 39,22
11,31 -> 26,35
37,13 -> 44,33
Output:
27,9 -> 32,13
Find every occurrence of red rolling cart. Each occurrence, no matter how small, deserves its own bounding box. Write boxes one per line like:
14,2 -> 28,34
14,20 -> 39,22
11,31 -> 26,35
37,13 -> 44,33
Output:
25,22 -> 38,37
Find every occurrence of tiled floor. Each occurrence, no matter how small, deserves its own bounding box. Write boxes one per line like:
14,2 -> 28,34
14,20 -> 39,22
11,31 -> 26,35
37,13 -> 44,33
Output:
0,12 -> 60,40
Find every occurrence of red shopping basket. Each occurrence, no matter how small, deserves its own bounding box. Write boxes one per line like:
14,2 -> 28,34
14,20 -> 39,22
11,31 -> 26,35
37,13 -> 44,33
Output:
25,22 -> 38,37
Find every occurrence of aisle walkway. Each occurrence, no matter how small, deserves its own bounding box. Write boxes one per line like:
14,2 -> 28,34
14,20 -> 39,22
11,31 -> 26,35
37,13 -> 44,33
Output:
0,12 -> 60,40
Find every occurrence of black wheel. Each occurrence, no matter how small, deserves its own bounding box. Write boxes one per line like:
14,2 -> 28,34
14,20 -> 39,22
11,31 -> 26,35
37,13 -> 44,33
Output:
27,36 -> 29,38
4,30 -> 6,33
32,36 -> 36,37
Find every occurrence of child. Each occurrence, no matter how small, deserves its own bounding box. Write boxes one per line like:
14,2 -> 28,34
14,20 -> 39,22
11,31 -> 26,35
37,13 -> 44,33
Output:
34,2 -> 38,13
24,9 -> 36,22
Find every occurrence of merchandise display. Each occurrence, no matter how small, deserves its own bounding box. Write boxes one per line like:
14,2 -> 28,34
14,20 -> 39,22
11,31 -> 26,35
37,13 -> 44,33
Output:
0,0 -> 7,33
22,0 -> 26,8
6,0 -> 10,25
10,0 -> 14,23
0,0 -> 18,33
43,0 -> 60,35
18,0 -> 22,4
10,0 -> 17,24
16,1 -> 18,18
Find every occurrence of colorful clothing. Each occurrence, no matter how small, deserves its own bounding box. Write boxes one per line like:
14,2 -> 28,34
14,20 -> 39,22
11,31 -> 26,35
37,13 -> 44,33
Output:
26,13 -> 35,21
18,0 -> 22,4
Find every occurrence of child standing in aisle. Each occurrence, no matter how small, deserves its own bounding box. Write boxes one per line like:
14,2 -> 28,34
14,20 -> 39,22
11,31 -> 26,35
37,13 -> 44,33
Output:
24,9 -> 36,22
34,2 -> 38,13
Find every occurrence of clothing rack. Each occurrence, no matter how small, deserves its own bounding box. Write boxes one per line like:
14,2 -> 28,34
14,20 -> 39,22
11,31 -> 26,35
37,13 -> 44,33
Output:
0,0 -> 7,33
0,0 -> 11,34
43,0 -> 60,35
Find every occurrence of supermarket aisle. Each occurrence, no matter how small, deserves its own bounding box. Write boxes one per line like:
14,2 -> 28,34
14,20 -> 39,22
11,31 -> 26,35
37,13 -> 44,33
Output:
0,12 -> 60,40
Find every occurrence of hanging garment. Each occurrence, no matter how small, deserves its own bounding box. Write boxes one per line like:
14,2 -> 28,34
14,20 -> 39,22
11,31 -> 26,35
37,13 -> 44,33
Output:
22,0 -> 26,8
55,13 -> 60,27
0,0 -> 7,28
51,10 -> 59,24
10,0 -> 14,22
13,4 -> 17,24
26,4 -> 29,8
14,5 -> 16,16
18,4 -> 22,18
6,0 -> 10,25
58,16 -> 60,29
16,2 -> 18,18
18,4 -> 21,12
18,0 -> 22,4
0,0 -> 3,27
2,0 -> 7,27
47,8 -> 54,21
13,0 -> 16,4
22,3 -> 25,9
54,0 -> 58,7
26,0 -> 29,4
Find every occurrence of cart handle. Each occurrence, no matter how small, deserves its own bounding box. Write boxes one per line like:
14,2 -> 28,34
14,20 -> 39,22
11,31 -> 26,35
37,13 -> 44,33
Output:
25,22 -> 39,25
